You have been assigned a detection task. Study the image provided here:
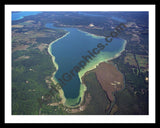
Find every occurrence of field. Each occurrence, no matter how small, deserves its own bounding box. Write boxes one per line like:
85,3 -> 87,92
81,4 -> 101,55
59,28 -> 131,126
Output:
94,62 -> 124,102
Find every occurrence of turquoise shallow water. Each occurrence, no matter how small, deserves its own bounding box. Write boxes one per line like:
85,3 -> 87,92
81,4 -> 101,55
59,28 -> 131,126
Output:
45,23 -> 125,104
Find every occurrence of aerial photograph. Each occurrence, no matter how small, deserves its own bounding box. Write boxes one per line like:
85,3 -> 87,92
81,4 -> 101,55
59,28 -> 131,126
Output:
12,11 -> 149,115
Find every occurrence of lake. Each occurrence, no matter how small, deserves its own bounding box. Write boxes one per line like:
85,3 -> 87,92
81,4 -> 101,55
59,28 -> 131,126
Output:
45,23 -> 126,106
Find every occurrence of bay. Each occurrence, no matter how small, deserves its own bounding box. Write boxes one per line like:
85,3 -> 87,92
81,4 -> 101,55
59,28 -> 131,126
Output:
12,11 -> 42,21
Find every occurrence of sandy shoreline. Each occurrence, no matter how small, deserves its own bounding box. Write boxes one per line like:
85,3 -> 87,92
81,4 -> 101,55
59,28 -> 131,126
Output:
79,39 -> 127,78
78,29 -> 105,39
48,32 -> 70,105
108,39 -> 127,61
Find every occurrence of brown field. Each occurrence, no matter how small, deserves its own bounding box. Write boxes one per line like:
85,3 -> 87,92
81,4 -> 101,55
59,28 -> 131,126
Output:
25,20 -> 35,23
12,45 -> 29,52
12,25 -> 24,28
14,55 -> 30,61
94,62 -> 124,102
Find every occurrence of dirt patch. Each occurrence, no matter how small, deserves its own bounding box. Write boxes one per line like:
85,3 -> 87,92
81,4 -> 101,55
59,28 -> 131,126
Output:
94,62 -> 124,102
12,25 -> 24,28
37,43 -> 48,52
12,45 -> 29,52
14,55 -> 30,61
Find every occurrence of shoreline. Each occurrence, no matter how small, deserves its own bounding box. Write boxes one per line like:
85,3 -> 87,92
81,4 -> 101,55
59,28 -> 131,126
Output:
108,39 -> 127,61
77,29 -> 105,39
78,39 -> 127,77
48,32 -> 70,105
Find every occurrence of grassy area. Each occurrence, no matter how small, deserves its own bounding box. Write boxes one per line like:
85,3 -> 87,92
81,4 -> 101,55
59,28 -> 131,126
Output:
124,53 -> 137,66
136,55 -> 148,72
12,49 -> 56,114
